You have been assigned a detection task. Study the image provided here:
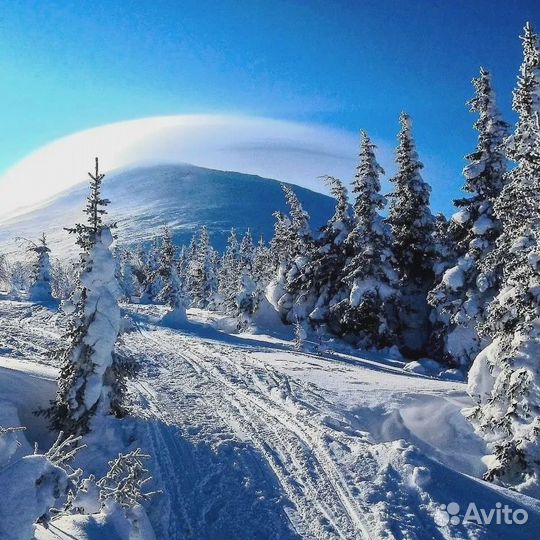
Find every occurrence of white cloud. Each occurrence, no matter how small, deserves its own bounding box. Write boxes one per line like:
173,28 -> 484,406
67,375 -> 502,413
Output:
0,114 -> 401,221
0,113 -> 454,221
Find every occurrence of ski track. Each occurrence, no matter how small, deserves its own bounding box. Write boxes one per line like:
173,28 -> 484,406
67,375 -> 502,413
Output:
0,303 -> 382,539
125,322 -> 378,540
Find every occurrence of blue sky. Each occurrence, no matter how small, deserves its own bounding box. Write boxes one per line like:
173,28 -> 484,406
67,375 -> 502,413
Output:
0,0 -> 536,214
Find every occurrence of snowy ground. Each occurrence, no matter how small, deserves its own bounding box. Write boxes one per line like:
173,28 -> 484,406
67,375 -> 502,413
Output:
0,300 -> 538,540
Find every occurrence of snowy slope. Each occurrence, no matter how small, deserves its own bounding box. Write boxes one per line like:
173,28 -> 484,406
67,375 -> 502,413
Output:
0,163 -> 335,255
0,300 -> 537,540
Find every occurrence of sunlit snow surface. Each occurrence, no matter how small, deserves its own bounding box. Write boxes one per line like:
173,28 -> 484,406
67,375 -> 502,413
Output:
0,300 -> 538,540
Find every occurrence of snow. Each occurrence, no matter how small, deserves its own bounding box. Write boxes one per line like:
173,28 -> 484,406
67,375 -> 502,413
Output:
0,300 -> 539,539
472,214 -> 494,235
0,164 -> 336,256
0,454 -> 69,540
442,265 -> 465,291
36,501 -> 155,540
452,209 -> 470,225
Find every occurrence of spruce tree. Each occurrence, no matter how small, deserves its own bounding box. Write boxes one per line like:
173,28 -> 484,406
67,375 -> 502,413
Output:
234,229 -> 258,328
119,249 -> 138,303
429,68 -> 509,368
28,233 -> 54,303
188,226 -> 215,308
386,113 -> 436,355
338,132 -> 399,346
47,158 -> 126,435
268,211 -> 293,267
139,237 -> 163,304
266,186 -> 314,323
305,175 -> 352,330
280,185 -> 311,254
466,24 -> 540,493
155,227 -> 186,321
218,228 -> 241,313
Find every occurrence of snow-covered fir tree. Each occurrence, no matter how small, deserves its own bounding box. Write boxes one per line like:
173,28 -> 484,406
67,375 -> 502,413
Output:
187,226 -> 217,308
138,237 -> 163,304
266,186 -> 315,324
235,229 -> 258,328
466,23 -> 540,494
268,211 -> 293,268
429,68 -> 509,368
338,132 -> 399,346
281,184 -> 312,254
118,248 -> 138,302
47,158 -> 127,435
239,229 -> 255,270
386,113 -> 436,355
155,227 -> 186,323
302,175 -> 352,331
252,236 -> 273,290
426,213 -> 458,359
27,233 -> 54,302
218,228 -> 241,313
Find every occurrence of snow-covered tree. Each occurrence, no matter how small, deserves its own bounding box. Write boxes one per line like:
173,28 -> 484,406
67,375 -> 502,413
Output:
304,175 -> 352,330
429,68 -> 509,368
235,229 -> 258,328
138,238 -> 163,304
187,226 -> 217,308
0,430 -> 81,540
47,158 -> 128,435
338,132 -> 399,346
466,24 -> 540,494
281,184 -> 312,254
268,211 -> 293,267
51,259 -> 77,300
386,113 -> 436,355
28,233 -> 54,302
118,249 -> 138,302
266,186 -> 315,323
155,227 -> 186,324
218,228 -> 241,313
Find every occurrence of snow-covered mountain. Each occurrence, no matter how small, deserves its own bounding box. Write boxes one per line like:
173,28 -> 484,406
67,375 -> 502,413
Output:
0,163 -> 336,254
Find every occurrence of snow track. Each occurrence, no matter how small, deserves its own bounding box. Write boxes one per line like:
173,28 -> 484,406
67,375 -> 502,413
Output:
2,301 -> 538,540
125,323 -> 376,540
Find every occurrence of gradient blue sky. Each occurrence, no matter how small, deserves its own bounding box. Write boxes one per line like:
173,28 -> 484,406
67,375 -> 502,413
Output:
0,0 -> 537,213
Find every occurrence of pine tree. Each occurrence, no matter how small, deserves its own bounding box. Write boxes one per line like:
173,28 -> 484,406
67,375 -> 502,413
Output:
47,158 -> 126,435
466,24 -> 540,493
28,233 -> 54,302
129,244 -> 151,300
386,113 -> 436,355
338,132 -> 399,346
429,68 -> 509,368
206,247 -> 221,309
